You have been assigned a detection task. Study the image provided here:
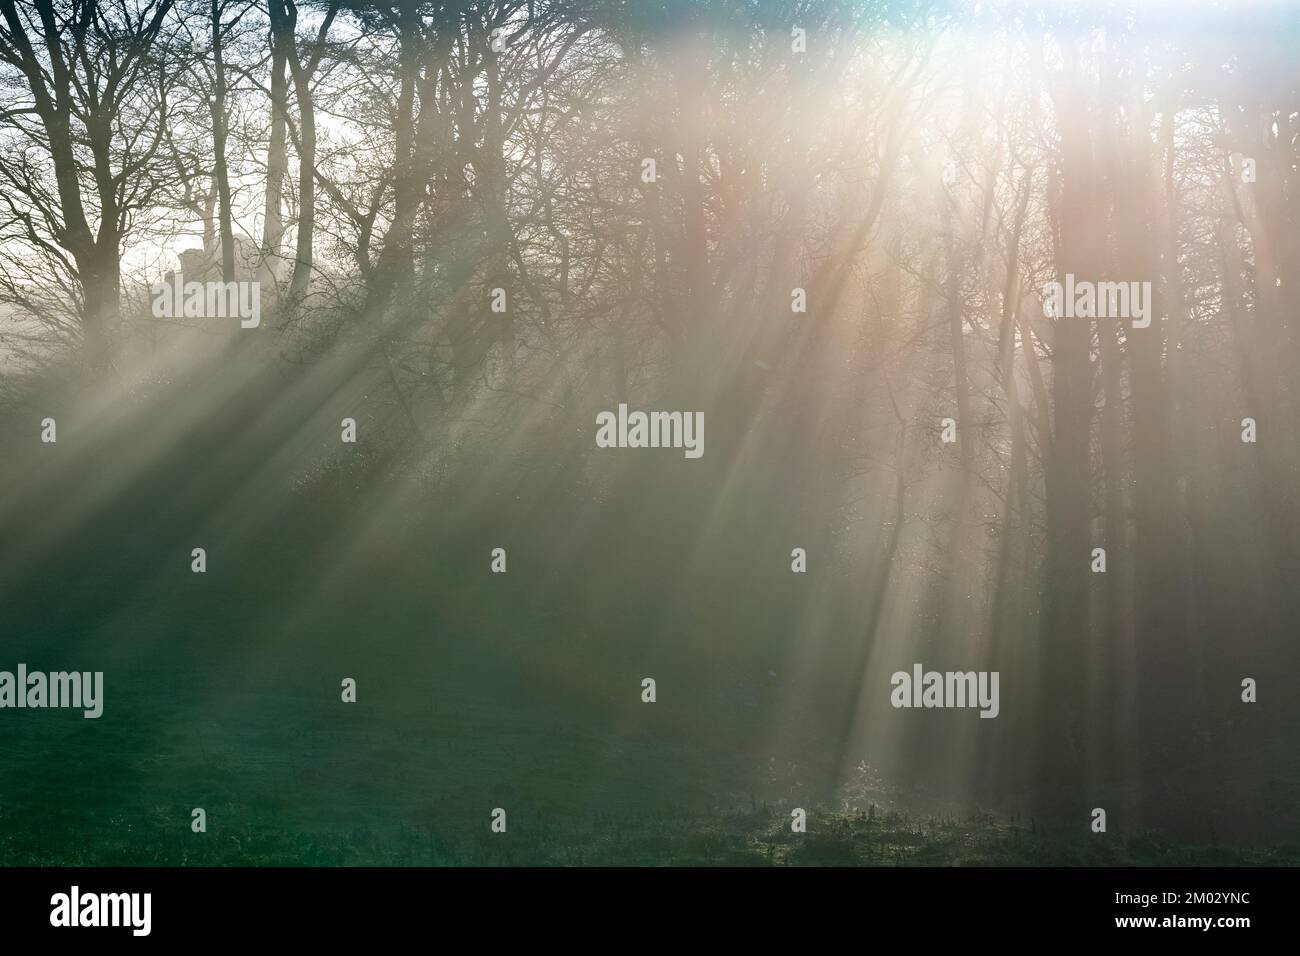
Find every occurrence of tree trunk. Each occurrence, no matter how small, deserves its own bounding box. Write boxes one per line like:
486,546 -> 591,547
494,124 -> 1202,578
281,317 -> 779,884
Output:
260,0 -> 292,294
211,0 -> 235,283
1040,42 -> 1098,810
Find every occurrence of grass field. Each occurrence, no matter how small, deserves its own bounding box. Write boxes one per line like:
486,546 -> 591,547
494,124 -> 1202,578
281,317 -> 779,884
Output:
3,583 -> 1297,865
2,486 -> 1297,867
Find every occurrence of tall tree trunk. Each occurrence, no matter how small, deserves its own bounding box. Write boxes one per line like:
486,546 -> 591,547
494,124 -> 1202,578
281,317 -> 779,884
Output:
1102,60 -> 1191,826
211,0 -> 235,283
260,0 -> 292,294
1040,41 -> 1098,810
285,0 -> 339,301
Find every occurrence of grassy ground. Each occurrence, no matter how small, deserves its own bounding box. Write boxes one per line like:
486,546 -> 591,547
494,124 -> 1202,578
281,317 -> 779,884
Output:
2,631 -> 1297,865
1,482 -> 1297,866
